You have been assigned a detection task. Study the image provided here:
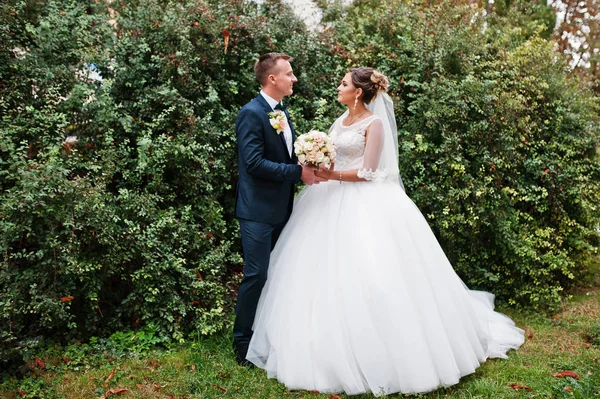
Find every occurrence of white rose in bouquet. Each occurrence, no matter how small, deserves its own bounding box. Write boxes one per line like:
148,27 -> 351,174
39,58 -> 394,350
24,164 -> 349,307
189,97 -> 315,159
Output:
294,130 -> 336,169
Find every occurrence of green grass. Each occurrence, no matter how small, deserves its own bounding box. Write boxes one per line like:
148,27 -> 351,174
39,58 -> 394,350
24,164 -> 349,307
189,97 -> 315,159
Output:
2,290 -> 600,399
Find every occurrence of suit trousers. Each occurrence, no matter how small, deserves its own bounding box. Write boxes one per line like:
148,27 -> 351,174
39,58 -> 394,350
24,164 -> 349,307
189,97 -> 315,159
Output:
233,217 -> 288,345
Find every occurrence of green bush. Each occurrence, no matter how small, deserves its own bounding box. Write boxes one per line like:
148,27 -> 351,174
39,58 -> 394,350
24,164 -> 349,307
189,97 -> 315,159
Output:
0,0 -> 340,367
325,0 -> 600,308
2,0 -> 598,370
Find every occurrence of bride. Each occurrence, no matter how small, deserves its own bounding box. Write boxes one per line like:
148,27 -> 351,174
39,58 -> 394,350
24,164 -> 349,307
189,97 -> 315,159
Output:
246,67 -> 524,396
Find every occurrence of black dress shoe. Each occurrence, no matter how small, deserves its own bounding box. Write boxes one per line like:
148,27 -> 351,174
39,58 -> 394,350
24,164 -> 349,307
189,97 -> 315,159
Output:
233,342 -> 255,368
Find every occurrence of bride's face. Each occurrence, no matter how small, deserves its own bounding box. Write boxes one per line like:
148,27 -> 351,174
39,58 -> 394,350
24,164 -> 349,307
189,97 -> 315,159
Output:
337,72 -> 360,106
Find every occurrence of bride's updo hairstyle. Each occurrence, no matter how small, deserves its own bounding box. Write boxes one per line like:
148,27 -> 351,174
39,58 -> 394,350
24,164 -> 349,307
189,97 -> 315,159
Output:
350,67 -> 389,104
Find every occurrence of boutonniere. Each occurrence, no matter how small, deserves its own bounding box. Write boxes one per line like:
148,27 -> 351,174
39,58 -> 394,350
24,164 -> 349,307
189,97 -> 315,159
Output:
268,110 -> 287,135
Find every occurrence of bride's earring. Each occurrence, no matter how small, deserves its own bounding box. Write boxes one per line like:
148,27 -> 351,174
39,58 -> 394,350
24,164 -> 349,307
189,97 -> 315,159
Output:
353,97 -> 358,110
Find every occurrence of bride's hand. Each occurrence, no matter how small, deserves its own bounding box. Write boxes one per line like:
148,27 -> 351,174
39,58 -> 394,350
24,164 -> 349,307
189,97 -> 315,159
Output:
314,166 -> 332,180
300,163 -> 327,184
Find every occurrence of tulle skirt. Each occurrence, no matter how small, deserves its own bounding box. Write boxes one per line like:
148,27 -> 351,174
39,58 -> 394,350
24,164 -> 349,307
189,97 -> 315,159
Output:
247,180 -> 524,396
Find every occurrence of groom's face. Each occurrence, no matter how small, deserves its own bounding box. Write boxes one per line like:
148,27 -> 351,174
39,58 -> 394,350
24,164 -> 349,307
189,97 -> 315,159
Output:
270,59 -> 297,98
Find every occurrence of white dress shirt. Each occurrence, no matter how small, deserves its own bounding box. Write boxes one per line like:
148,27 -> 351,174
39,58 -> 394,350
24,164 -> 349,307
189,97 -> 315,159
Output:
260,90 -> 292,157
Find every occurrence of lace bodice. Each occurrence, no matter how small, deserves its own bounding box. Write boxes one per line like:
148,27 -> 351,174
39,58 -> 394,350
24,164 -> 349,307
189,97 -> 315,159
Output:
330,114 -> 380,171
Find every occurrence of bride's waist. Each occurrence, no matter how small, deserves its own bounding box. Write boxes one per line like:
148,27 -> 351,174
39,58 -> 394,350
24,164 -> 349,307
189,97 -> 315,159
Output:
333,161 -> 363,170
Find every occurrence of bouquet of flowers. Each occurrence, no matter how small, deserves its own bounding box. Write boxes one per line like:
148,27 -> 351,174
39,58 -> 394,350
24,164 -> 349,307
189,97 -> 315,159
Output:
294,130 -> 336,169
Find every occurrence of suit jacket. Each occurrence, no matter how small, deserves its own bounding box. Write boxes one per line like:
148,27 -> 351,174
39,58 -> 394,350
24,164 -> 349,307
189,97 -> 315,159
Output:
235,94 -> 302,224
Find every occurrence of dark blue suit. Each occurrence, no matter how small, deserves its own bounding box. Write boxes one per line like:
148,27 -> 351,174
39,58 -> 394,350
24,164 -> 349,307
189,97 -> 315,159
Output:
234,94 -> 301,346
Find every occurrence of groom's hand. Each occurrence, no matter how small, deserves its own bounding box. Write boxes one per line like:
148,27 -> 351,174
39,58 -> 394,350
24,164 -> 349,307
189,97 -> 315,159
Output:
300,163 -> 326,185
314,166 -> 332,181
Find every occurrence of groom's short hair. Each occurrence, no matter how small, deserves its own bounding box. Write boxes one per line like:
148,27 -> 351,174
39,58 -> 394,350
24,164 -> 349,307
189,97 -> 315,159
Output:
254,53 -> 293,86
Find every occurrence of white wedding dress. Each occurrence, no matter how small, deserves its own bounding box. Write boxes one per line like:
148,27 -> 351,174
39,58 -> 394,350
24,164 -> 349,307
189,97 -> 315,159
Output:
246,105 -> 524,396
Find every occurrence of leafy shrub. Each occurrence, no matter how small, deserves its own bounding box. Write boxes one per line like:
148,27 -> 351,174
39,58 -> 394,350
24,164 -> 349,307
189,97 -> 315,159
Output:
2,0 -> 598,370
0,0 -> 340,367
324,0 -> 600,308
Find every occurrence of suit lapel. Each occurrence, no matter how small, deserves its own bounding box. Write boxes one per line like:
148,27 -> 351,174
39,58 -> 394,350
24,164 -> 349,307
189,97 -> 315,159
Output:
278,126 -> 291,161
255,94 -> 272,113
285,109 -> 295,161
255,94 -> 291,161
285,109 -> 295,140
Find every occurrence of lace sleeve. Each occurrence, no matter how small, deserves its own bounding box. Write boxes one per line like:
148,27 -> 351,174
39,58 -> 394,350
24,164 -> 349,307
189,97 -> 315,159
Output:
357,119 -> 388,181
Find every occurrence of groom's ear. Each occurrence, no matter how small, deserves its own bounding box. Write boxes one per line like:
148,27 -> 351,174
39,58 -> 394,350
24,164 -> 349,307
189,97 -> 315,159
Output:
267,74 -> 277,85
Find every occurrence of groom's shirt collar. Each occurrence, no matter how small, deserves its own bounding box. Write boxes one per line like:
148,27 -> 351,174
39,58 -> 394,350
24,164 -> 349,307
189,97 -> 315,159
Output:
260,90 -> 281,111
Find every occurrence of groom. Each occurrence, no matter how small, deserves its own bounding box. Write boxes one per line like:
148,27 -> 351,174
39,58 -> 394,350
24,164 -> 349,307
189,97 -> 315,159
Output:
233,53 -> 323,366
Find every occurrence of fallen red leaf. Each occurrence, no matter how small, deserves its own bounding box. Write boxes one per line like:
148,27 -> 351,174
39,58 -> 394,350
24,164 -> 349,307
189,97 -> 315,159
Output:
329,395 -> 342,399
104,367 -> 115,387
60,296 -> 74,303
553,371 -> 579,379
104,387 -> 128,397
62,355 -> 71,363
17,389 -> 27,397
196,270 -> 203,282
150,360 -> 158,368
212,384 -> 227,392
35,357 -> 45,368
509,383 -> 532,391
564,386 -> 574,392
528,331 -> 534,339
